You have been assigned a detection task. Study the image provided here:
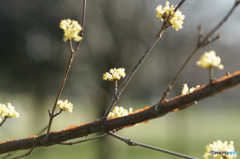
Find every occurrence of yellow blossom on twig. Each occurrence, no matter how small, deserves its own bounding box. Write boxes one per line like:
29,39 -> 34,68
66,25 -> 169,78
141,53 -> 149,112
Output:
108,106 -> 133,118
0,102 -> 19,119
196,50 -> 224,70
156,1 -> 185,31
57,100 -> 73,113
203,140 -> 237,159
181,84 -> 200,95
59,19 -> 82,42
103,68 -> 126,82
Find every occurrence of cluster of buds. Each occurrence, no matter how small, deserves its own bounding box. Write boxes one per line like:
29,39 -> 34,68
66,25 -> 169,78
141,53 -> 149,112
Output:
59,19 -> 82,42
108,106 -> 133,118
156,1 -> 185,31
0,102 -> 19,122
203,140 -> 237,159
57,100 -> 73,113
103,68 -> 126,82
196,50 -> 224,70
181,84 -> 200,95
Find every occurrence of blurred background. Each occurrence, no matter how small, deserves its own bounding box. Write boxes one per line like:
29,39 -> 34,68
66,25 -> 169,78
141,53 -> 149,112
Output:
0,0 -> 239,158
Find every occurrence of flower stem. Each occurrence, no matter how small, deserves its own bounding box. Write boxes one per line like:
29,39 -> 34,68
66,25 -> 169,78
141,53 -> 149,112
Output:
209,67 -> 213,83
158,47 -> 200,104
109,131 -> 196,159
102,31 -> 163,119
46,0 -> 87,136
0,117 -> 7,127
46,51 -> 76,136
102,0 -> 186,119
157,1 -> 240,106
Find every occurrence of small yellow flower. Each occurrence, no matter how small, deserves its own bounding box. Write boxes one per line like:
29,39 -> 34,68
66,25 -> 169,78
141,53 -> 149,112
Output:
196,50 -> 224,70
0,104 -> 7,117
203,140 -> 237,159
0,102 -> 19,118
57,100 -> 73,113
59,19 -> 82,42
156,1 -> 185,31
189,87 -> 195,93
181,84 -> 189,95
108,106 -> 133,118
182,84 -> 200,95
103,68 -> 126,82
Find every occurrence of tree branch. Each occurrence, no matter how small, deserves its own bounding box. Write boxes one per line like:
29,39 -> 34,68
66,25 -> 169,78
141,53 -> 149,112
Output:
109,131 -> 196,159
1,71 -> 240,154
101,0 -> 187,118
158,1 -> 240,103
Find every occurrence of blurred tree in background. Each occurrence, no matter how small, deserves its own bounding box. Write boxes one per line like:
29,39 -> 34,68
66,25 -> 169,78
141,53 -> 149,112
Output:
0,0 -> 239,158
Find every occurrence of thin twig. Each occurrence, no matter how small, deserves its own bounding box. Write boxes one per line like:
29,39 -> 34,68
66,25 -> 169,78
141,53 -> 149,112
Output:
69,39 -> 74,53
102,32 -> 163,119
0,117 -> 7,127
200,33 -> 221,47
52,109 -> 63,117
209,67 -> 213,83
46,0 -> 87,136
174,0 -> 186,12
75,0 -> 86,52
114,81 -> 118,96
59,134 -> 107,145
102,0 -> 186,119
109,132 -> 196,159
102,28 -> 163,119
201,1 -> 240,46
46,51 -> 76,136
158,1 -> 240,105
158,47 -> 200,104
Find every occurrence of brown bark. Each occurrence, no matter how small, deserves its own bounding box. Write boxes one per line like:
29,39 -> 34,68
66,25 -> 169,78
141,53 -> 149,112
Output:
0,71 -> 240,155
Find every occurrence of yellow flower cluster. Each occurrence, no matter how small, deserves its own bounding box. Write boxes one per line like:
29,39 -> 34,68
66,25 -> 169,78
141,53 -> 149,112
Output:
108,106 -> 133,118
196,50 -> 224,70
57,100 -> 73,113
103,68 -> 126,82
0,102 -> 19,121
203,140 -> 237,159
156,1 -> 185,31
59,19 -> 82,42
182,84 -> 200,95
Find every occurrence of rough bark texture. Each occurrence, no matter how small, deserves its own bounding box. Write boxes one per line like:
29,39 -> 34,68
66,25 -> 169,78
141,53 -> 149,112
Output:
0,71 -> 240,154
